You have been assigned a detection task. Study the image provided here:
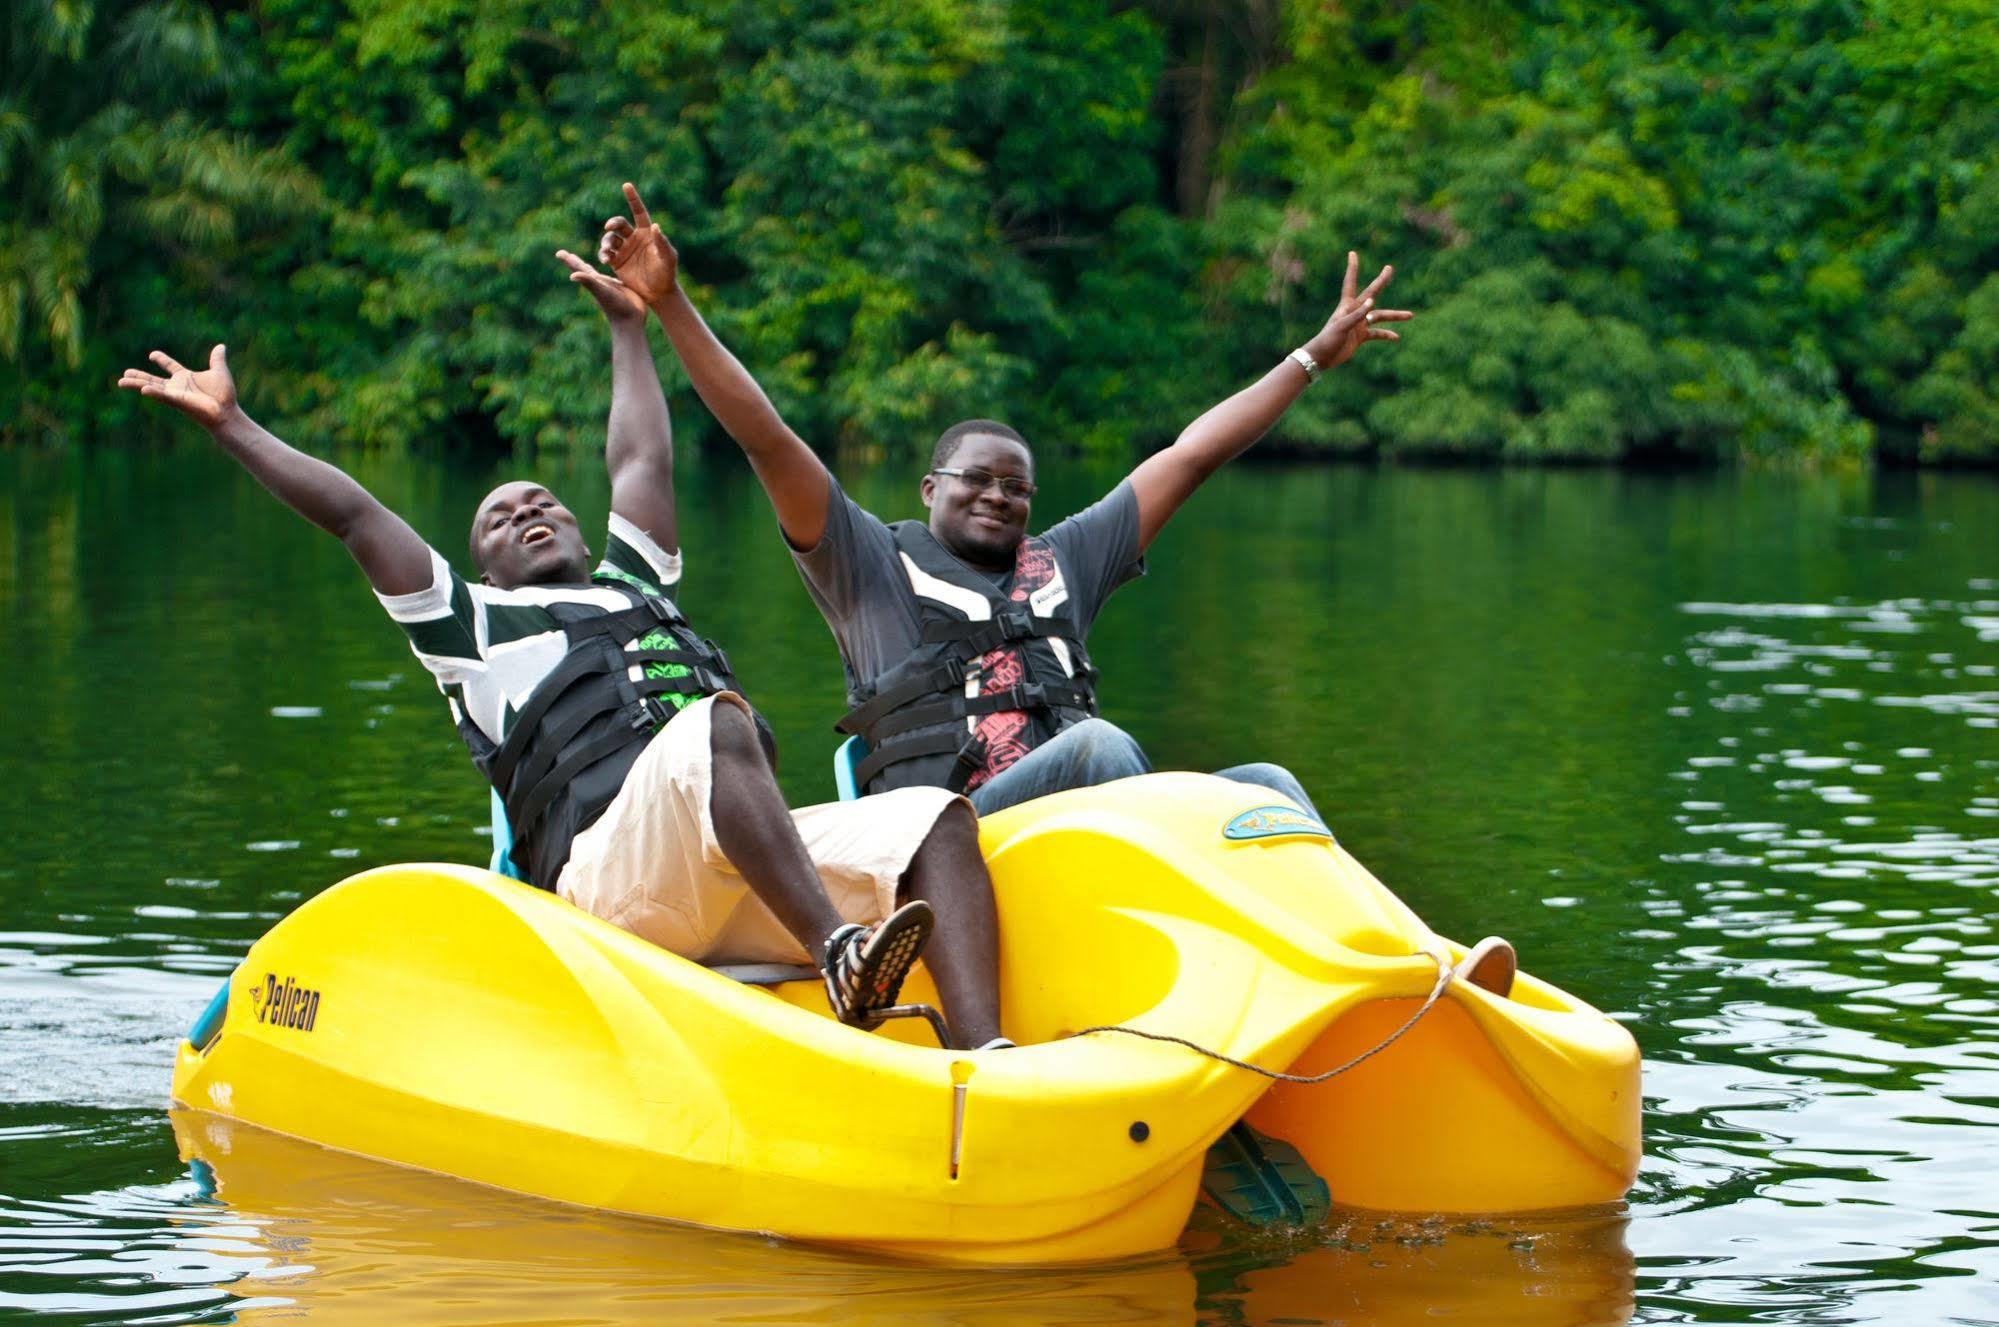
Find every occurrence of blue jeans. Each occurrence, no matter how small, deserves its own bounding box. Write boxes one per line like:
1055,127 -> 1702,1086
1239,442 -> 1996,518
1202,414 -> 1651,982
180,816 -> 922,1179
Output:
966,718 -> 1322,821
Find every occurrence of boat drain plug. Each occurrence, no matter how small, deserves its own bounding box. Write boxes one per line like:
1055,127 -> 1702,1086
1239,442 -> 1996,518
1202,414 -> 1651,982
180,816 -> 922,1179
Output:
1129,1121 -> 1150,1143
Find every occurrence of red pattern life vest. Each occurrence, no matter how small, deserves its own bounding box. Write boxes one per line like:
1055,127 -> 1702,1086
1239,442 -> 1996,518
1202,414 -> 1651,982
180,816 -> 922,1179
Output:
835,523 -> 1098,795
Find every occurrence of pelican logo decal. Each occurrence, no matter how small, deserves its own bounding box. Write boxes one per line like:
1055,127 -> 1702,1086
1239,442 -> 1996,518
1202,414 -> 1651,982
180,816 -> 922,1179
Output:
250,973 -> 321,1032
1222,805 -> 1334,843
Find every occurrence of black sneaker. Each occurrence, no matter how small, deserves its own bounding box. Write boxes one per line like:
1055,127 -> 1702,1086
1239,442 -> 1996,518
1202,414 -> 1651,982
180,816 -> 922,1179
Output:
823,900 -> 934,1030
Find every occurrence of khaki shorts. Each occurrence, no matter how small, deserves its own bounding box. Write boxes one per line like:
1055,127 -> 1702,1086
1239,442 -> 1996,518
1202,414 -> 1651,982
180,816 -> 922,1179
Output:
556,692 -> 966,966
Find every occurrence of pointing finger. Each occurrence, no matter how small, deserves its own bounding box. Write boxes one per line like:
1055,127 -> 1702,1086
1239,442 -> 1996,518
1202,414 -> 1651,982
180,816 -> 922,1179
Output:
623,182 -> 652,229
1341,251 -> 1359,304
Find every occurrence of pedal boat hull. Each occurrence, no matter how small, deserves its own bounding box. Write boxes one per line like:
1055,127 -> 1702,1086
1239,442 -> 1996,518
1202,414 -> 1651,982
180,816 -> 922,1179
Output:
171,774 -> 1639,1262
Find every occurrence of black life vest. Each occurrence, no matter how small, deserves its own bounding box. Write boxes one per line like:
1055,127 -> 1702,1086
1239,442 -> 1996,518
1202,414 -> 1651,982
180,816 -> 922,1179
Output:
458,583 -> 741,889
837,522 -> 1097,795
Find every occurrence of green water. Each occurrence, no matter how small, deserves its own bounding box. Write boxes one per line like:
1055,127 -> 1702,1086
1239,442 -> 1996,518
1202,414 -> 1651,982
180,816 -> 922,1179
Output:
2,443 -> 1995,1325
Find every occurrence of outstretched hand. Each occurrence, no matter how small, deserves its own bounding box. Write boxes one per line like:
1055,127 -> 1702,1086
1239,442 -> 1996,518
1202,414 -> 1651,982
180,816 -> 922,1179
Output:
116,345 -> 239,429
597,182 -> 678,307
1304,253 -> 1412,370
556,248 -> 646,325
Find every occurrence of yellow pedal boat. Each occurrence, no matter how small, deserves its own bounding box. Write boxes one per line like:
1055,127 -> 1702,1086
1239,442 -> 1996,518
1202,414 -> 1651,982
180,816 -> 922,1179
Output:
170,773 -> 1640,1264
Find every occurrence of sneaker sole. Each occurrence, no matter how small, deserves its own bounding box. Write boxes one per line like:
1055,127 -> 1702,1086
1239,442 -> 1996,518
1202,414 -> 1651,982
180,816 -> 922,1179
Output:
843,903 -> 934,1029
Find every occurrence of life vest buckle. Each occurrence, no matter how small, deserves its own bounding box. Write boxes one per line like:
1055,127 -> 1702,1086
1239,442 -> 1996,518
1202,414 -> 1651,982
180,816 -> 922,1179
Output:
1006,681 -> 1048,711
630,696 -> 669,732
994,607 -> 1036,640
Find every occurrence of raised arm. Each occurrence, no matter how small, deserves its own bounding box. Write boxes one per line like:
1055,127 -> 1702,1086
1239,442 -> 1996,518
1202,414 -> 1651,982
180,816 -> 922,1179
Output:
1128,251 -> 1411,551
597,183 -> 834,550
116,345 -> 432,595
555,247 -> 677,553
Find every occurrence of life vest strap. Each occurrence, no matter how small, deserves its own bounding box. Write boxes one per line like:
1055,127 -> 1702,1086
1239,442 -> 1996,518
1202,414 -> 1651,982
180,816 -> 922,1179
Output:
487,639 -> 626,791
919,608 -> 1077,654
863,679 -> 1095,743
494,588 -> 693,761
838,624 -> 1092,740
487,589 -> 735,811
836,657 -> 967,736
501,669 -> 721,817
854,728 -> 986,794
510,721 -> 645,840
555,592 -> 690,645
627,646 -> 729,677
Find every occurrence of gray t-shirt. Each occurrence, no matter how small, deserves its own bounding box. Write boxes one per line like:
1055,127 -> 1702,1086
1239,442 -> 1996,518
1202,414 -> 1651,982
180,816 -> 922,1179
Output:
793,478 -> 1147,703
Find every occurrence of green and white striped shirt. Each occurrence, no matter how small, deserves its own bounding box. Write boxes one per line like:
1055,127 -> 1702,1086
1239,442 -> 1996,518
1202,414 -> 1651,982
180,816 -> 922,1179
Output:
375,513 -> 687,745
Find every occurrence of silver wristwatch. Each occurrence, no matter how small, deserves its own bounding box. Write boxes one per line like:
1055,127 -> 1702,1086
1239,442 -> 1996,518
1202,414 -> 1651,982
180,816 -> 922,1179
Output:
1288,347 -> 1322,383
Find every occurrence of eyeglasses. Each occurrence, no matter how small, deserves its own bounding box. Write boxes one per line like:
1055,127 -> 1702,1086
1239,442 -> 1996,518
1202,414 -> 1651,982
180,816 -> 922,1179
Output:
932,467 -> 1037,501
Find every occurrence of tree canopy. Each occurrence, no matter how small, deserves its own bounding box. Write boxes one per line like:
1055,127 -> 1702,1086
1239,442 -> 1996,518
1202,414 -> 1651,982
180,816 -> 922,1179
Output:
5,0 -> 1993,464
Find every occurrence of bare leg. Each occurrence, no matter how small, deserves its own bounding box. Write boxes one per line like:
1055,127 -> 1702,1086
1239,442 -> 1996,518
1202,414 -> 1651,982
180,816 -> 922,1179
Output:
899,800 -> 1003,1049
707,700 -> 846,953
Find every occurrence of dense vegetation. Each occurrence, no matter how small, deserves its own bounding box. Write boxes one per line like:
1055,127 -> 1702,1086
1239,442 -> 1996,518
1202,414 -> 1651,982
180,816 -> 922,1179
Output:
5,0 -> 1994,463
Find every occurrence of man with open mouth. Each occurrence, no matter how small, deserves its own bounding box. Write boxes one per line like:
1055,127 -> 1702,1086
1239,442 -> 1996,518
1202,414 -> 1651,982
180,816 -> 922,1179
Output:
116,245 -> 1008,1051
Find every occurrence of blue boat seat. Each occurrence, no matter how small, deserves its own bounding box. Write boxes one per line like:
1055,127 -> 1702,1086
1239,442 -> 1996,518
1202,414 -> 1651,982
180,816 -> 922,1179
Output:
488,787 -> 528,882
833,734 -> 868,801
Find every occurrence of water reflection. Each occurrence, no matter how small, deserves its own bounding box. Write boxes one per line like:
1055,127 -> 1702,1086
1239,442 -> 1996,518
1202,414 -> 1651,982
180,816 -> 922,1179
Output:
175,1112 -> 1195,1325
1628,581 -> 1999,1320
163,1112 -> 1201,1325
1661,592 -> 1999,1059
153,1113 -> 1636,1327
1185,1209 -> 1634,1327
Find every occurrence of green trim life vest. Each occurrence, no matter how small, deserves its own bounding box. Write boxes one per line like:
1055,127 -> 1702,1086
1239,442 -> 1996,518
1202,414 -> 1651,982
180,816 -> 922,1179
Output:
460,583 -> 740,888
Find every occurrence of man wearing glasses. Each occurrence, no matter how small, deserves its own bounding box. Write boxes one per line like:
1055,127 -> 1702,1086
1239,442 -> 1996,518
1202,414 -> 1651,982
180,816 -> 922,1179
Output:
597,185 -> 1410,814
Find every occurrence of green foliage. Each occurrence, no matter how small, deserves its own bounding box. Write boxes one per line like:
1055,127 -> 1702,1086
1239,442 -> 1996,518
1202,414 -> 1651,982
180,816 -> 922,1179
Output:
1203,0 -> 1997,462
0,0 -> 318,434
1906,275 -> 1999,462
238,0 -> 1177,454
3,0 -> 1995,464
